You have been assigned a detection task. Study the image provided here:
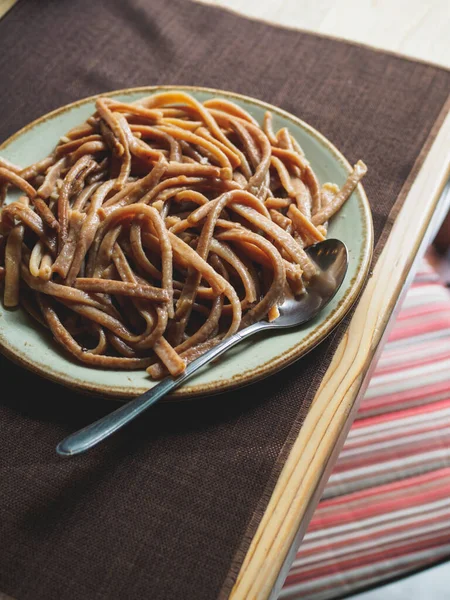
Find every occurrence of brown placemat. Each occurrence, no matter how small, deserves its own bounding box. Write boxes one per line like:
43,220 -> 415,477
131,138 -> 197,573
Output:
0,1 -> 449,599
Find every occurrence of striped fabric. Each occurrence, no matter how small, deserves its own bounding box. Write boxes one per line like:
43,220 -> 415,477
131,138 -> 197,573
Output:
281,258 -> 450,599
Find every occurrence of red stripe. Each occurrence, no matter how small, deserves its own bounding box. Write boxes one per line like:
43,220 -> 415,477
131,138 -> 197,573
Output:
351,397 -> 450,429
283,556 -> 438,595
308,468 -> 450,517
395,302 -> 450,322
344,422 -> 450,451
333,435 -> 450,471
289,530 -> 450,582
358,380 -> 450,414
300,510 -> 450,558
375,346 -> 450,376
388,316 -> 450,341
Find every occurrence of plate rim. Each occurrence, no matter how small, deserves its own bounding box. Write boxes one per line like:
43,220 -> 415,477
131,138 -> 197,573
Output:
0,85 -> 373,399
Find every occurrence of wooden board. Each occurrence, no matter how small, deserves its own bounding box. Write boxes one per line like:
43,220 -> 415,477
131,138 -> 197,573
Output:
0,0 -> 16,20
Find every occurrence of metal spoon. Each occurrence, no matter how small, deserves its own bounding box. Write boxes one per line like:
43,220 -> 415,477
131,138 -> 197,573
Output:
57,239 -> 348,457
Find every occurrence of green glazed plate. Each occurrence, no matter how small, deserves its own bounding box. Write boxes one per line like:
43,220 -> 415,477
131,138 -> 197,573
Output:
0,86 -> 373,398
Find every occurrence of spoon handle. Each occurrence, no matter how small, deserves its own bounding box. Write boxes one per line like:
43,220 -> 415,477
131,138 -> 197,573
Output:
56,323 -> 262,456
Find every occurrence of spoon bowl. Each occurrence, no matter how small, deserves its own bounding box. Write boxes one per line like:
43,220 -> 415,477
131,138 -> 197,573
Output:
264,238 -> 348,330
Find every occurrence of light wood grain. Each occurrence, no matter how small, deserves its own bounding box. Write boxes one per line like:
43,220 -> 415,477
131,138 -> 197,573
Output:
230,111 -> 450,599
0,0 -> 16,20
200,0 -> 450,69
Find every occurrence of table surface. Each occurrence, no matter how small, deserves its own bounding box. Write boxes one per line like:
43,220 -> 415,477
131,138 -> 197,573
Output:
1,1 -> 450,599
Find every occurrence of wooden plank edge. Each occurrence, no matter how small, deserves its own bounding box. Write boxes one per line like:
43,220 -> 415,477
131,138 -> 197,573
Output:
230,111 -> 450,599
0,0 -> 17,20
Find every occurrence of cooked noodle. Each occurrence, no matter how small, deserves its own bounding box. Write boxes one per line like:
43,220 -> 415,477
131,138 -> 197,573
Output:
0,92 -> 367,378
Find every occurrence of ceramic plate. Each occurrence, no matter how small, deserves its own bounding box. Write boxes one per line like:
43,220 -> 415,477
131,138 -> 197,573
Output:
0,86 -> 373,398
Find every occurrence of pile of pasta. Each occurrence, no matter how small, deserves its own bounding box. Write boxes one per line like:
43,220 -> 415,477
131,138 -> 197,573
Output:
0,92 -> 366,378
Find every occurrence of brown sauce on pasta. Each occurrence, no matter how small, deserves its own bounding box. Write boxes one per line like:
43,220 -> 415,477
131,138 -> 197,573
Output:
0,92 -> 366,379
